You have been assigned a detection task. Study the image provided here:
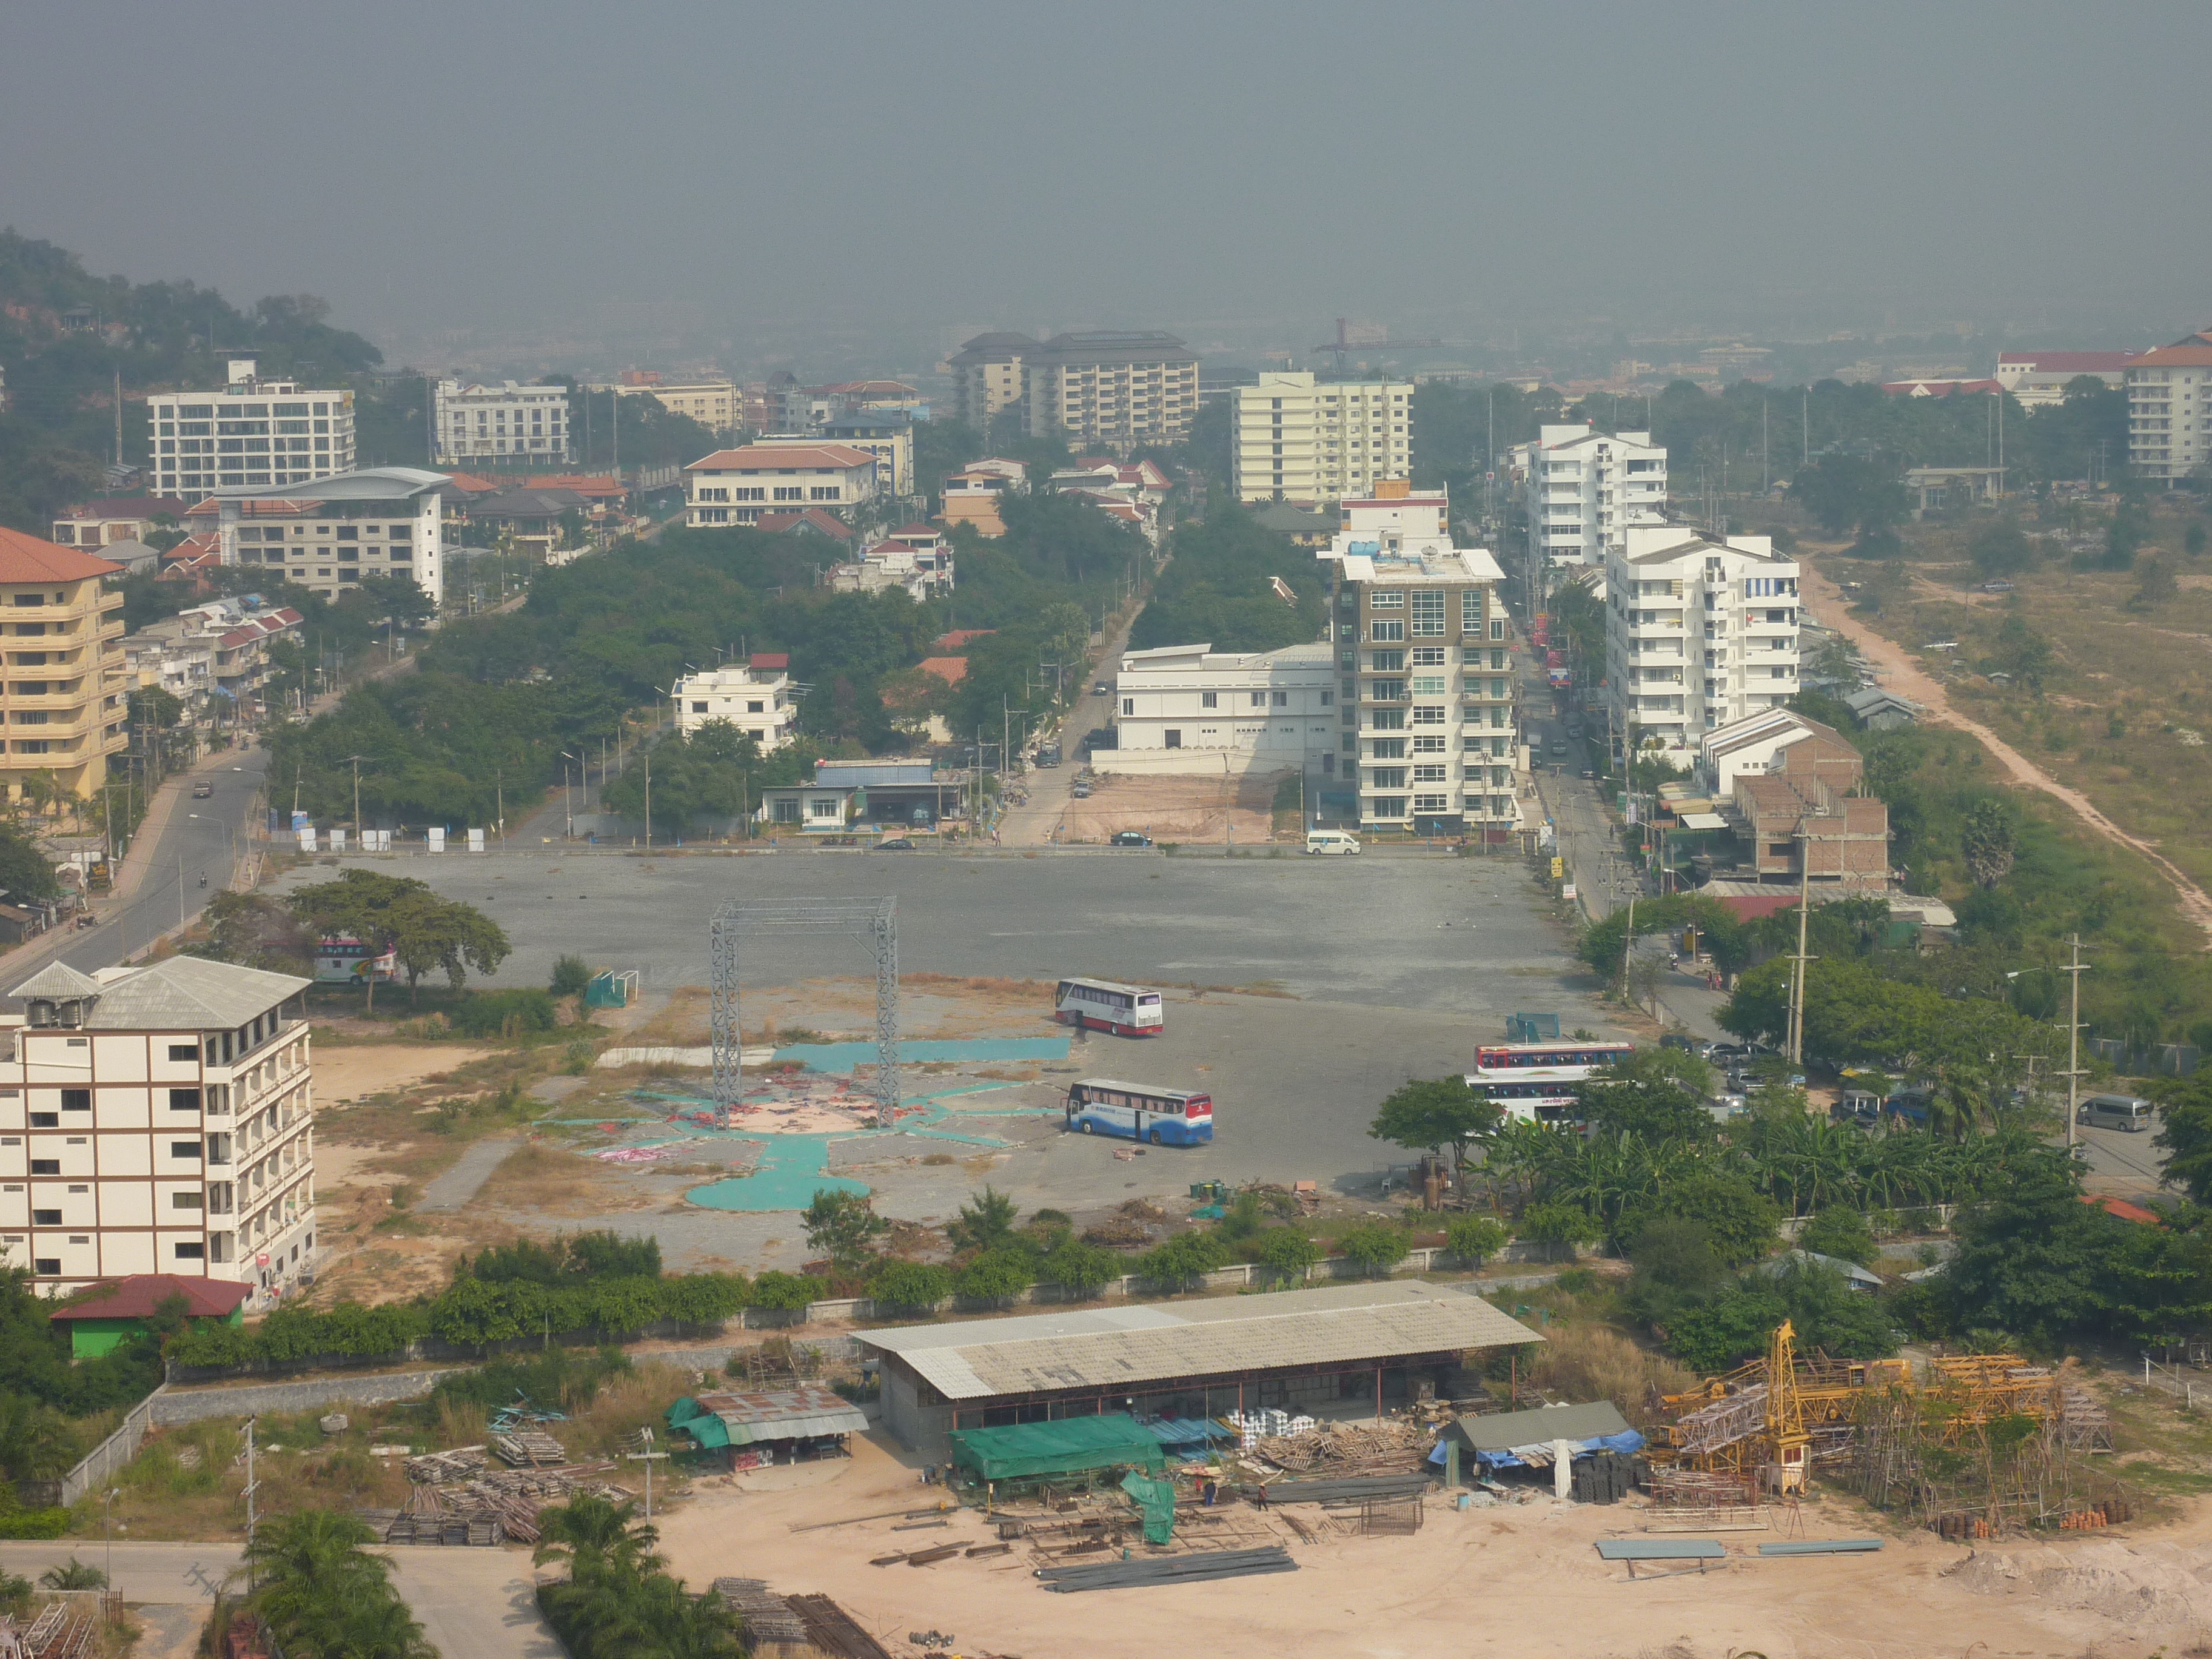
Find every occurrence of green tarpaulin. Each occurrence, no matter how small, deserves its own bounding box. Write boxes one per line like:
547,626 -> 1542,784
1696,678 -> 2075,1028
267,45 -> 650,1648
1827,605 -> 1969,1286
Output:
946,1413 -> 1167,1480
1119,1469 -> 1177,1544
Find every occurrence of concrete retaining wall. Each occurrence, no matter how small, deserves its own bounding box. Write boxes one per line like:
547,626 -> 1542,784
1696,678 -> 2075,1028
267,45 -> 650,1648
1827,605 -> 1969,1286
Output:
150,1369 -> 466,1426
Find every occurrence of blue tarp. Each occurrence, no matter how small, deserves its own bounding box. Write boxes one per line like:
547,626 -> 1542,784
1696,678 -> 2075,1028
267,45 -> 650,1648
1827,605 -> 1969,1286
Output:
1136,1416 -> 1234,1450
1428,1426 -> 1646,1470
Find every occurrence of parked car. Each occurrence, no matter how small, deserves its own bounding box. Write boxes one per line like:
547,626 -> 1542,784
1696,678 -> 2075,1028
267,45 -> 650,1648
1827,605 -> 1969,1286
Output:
1661,1033 -> 1715,1059
1981,580 -> 2016,593
1071,781 -> 1093,799
192,780 -> 213,799
1109,831 -> 1153,848
1304,829 -> 1362,856
1093,681 -> 1110,695
874,836 -> 916,851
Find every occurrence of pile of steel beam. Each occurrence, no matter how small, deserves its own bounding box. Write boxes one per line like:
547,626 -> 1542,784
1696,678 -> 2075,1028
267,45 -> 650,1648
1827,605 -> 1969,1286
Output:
1036,1546 -> 1298,1593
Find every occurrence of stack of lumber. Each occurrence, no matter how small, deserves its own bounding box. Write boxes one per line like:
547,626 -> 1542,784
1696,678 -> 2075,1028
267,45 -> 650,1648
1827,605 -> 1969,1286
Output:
708,1580 -> 811,1658
491,1431 -> 568,1468
783,1596 -> 893,1659
1247,1472 -> 1432,1505
404,1447 -> 486,1483
1250,1419 -> 1430,1476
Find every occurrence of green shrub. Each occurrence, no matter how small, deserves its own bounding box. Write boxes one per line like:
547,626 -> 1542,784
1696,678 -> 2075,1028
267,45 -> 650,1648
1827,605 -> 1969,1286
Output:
1796,1206 -> 1878,1267
869,1261 -> 953,1310
746,1272 -> 825,1312
1138,1231 -> 1230,1289
1445,1215 -> 1508,1264
447,988 -> 558,1039
1517,1202 -> 1606,1250
1335,1221 -> 1412,1276
1252,1228 -> 1320,1280
1039,1241 -> 1124,1298
0,1506 -> 70,1540
953,1248 -> 1035,1305
550,955 -> 593,998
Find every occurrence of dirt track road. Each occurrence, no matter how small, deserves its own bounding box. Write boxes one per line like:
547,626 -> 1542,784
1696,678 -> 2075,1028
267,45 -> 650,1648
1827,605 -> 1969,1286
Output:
1803,557 -> 2212,945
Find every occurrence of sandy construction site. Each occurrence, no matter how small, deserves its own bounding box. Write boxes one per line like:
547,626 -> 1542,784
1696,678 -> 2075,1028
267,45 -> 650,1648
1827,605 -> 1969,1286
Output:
1053,769 -> 1288,843
655,1430 -> 2212,1659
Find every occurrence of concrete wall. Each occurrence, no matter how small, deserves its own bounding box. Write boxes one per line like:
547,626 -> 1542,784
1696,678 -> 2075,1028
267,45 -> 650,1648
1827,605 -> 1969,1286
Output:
150,1369 -> 466,1426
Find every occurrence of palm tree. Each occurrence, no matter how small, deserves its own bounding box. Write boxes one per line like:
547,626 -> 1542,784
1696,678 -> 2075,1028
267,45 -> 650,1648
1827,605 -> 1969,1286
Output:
0,1393 -> 81,1483
534,1493 -> 659,1580
242,1509 -> 432,1659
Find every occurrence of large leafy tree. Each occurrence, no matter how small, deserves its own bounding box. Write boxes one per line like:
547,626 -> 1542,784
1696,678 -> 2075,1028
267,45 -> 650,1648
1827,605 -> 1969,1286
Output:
1577,1050 -> 1715,1141
287,869 -> 427,1012
2154,1075 -> 2212,1204
384,890 -> 511,1004
1943,1141 -> 2115,1343
1368,1076 -> 1502,1184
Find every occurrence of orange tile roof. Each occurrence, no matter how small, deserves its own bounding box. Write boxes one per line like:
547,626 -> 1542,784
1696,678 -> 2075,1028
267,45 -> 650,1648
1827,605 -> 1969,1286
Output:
50,1273 -> 249,1322
0,527 -> 124,583
525,474 -> 625,498
917,655 -> 969,685
2130,340 -> 2212,368
933,629 -> 996,651
2082,1194 -> 2161,1226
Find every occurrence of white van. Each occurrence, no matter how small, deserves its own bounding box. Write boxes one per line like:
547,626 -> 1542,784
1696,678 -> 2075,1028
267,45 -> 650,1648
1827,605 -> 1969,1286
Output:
2077,1094 -> 2154,1132
1305,829 -> 1362,856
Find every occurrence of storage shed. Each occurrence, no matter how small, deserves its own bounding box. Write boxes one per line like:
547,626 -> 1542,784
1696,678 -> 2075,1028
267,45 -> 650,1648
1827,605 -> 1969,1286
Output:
49,1273 -> 250,1359
860,1281 -> 1544,1458
667,1385 -> 870,1470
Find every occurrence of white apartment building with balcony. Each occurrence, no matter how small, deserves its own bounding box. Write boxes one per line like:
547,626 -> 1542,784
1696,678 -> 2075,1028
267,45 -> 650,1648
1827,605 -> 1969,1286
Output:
683,444 -> 879,527
673,655 -> 800,752
203,468 -> 447,601
146,360 -> 357,498
1510,424 -> 1667,569
1604,525 -> 1800,758
1107,642 -> 1336,777
1231,372 -> 1414,506
0,957 -> 315,1299
434,380 -> 573,467
1316,486 -> 1515,833
2124,331 -> 2212,484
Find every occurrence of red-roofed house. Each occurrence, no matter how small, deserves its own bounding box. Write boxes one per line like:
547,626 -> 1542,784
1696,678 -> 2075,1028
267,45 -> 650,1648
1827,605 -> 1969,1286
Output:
2082,1194 -> 2161,1227
2127,332 -> 2212,483
933,629 -> 995,652
683,444 -> 879,527
916,656 -> 968,686
1881,378 -> 2003,398
887,522 -> 945,554
49,1273 -> 250,1357
754,508 -> 857,543
0,529 -> 127,808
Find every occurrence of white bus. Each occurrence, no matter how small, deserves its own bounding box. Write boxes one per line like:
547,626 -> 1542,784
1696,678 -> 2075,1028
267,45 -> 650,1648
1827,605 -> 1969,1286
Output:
1065,1079 -> 1213,1145
1463,1069 -> 1584,1126
1055,977 -> 1164,1037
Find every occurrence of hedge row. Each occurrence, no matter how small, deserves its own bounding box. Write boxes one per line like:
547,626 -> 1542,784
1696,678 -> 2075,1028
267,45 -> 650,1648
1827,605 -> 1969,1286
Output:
166,1270 -> 782,1368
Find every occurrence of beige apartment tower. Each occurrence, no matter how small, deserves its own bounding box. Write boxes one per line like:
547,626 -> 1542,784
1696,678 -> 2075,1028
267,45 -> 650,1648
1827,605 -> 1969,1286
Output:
0,530 -> 128,808
1233,371 -> 1414,505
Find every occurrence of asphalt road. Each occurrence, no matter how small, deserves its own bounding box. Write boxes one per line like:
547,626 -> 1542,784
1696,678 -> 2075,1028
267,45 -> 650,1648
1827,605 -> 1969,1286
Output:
45,751 -> 271,977
0,1540 -> 240,1602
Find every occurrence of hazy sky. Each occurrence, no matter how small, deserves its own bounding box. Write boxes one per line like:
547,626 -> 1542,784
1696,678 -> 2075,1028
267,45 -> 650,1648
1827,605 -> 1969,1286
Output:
6,1 -> 2209,367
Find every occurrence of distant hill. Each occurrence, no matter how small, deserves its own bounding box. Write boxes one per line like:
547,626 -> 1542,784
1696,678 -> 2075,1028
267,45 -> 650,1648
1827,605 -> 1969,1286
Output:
0,228 -> 390,531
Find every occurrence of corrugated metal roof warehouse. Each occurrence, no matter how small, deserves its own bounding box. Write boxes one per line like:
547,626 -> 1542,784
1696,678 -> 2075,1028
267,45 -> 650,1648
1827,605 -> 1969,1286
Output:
860,1282 -> 1543,1458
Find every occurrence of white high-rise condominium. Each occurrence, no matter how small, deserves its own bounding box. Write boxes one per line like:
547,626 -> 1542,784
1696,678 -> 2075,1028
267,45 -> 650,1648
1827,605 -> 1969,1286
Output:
146,360 -> 355,498
1316,485 -> 1515,834
434,380 -> 573,466
1509,424 -> 1667,570
1232,372 -> 1413,505
2124,330 -> 2212,484
1603,525 -> 1800,759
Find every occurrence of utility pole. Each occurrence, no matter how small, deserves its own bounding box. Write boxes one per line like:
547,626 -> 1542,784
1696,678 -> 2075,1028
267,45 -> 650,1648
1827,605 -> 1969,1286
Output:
1788,826 -> 1815,1065
643,753 -> 652,850
243,1417 -> 260,1580
626,1427 -> 668,1522
342,754 -> 367,841
2061,933 -> 2087,1150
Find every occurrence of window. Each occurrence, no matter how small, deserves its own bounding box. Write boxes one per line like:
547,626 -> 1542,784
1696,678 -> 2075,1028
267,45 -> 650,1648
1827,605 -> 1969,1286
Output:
170,1141 -> 203,1159
808,799 -> 840,820
1272,691 -> 1288,706
1410,591 -> 1445,635
1490,618 -> 1505,642
1410,676 -> 1446,695
29,1112 -> 55,1127
1371,709 -> 1405,731
1370,737 -> 1406,759
61,1090 -> 87,1111
1248,691 -> 1267,707
691,702 -> 709,714
1410,705 -> 1447,725
1369,651 -> 1403,672
168,1043 -> 198,1062
174,1191 -> 204,1209
33,1259 -> 58,1276
1369,768 -> 1407,789
1369,590 -> 1404,609
1370,619 -> 1404,642
169,1088 -> 201,1111
772,799 -> 800,824
174,1242 -> 206,1261
1369,797 -> 1407,818
1411,647 -> 1446,667
32,1209 -> 59,1226
1412,794 -> 1450,813
1412,734 -> 1446,753
1164,729 -> 1181,748
1122,699 -> 1134,716
30,1160 -> 59,1176
1461,591 -> 1483,632
1200,692 -> 1217,709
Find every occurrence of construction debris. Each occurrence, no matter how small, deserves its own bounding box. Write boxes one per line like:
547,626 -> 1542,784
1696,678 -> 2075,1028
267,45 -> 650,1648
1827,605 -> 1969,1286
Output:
491,1430 -> 569,1468
708,1580 -> 811,1657
783,1595 -> 894,1659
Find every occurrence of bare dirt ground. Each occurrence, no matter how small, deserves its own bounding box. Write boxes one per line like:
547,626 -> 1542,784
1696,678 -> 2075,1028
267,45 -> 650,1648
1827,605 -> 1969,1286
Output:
1805,555 -> 2212,943
1054,770 -> 1287,844
312,1041 -> 495,1105
652,1429 -> 2212,1659
629,976 -> 1062,1049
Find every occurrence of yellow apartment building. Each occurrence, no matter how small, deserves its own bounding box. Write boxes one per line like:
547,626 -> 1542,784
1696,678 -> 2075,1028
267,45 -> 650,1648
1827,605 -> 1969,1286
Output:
0,530 -> 128,808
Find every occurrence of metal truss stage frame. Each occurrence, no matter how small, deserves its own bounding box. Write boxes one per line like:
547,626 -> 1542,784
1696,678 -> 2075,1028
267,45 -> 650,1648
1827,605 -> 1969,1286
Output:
709,896 -> 899,1127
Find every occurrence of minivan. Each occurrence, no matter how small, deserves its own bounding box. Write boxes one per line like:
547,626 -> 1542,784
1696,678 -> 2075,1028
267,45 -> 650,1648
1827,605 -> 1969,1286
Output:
2078,1094 -> 2154,1132
1305,829 -> 1362,856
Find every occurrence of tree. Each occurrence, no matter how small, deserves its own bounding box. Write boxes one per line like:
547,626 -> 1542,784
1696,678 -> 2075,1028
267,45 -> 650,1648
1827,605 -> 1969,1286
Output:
0,1392 -> 79,1483
1789,454 -> 1908,543
1040,1239 -> 1124,1299
1944,1142 -> 2114,1344
801,1189 -> 889,1272
1578,1050 -> 1717,1141
1620,1173 -> 1780,1267
39,1560 -> 106,1590
1796,1204 -> 1877,1267
943,1185 -> 1019,1252
1252,1227 -> 1321,1282
127,685 -> 185,732
287,868 -> 430,1013
551,954 -> 592,997
2130,554 -> 2179,613
1988,615 -> 2055,694
952,1247 -> 1033,1307
1138,1230 -> 1229,1290
1444,1215 -> 1507,1267
1516,1201 -> 1606,1252
0,822 -> 61,904
1367,1077 -> 1501,1184
2154,1075 -> 2212,1204
868,1259 -> 952,1310
193,891 -> 315,975
1335,1220 -> 1412,1278
244,1508 -> 432,1659
1969,518 -> 2034,578
385,890 -> 511,1004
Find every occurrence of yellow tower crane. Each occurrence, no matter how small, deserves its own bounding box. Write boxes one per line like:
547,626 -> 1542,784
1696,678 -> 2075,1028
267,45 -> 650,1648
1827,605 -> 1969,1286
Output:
1763,1319 -> 1811,1495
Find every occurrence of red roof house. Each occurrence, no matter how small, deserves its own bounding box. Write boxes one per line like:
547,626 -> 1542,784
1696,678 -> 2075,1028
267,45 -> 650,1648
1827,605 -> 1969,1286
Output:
48,1273 -> 251,1356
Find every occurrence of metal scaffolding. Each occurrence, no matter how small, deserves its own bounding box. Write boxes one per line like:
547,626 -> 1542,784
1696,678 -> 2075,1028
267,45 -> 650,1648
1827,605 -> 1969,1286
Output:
709,896 -> 900,1127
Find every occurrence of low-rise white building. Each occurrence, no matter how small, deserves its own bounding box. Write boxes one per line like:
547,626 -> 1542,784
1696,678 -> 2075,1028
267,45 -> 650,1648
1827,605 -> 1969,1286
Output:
434,380 -> 573,466
683,444 -> 879,527
146,360 -> 357,498
0,957 -> 315,1299
673,654 -> 799,752
828,540 -> 953,602
1994,350 -> 2140,409
1605,525 -> 1800,758
201,468 -> 447,601
1509,424 -> 1668,570
1107,642 -> 1336,776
